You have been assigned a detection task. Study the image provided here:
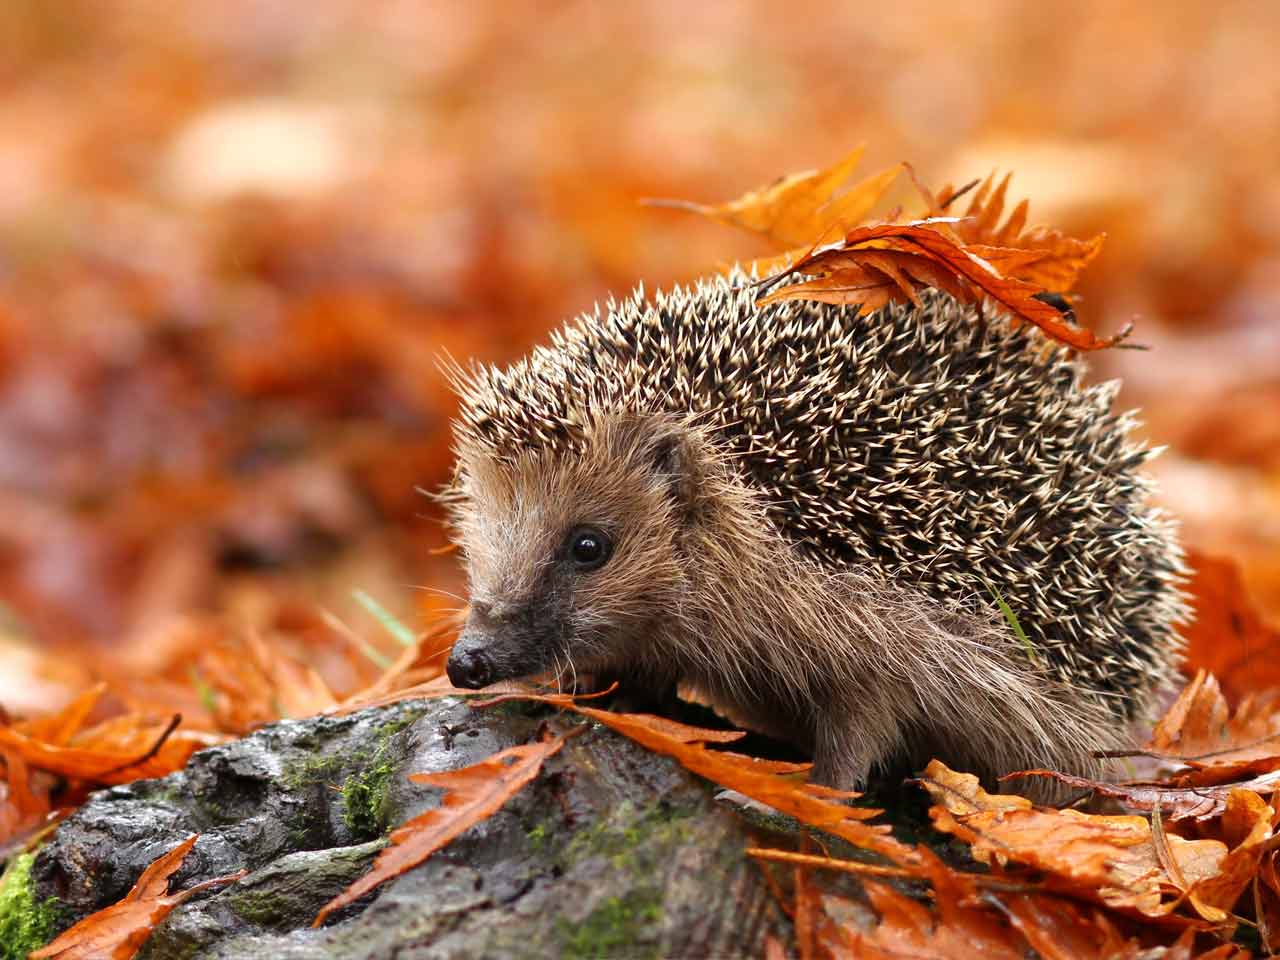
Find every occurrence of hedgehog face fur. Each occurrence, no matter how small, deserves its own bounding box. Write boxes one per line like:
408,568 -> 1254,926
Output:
447,416 -> 693,690
443,274 -> 1187,796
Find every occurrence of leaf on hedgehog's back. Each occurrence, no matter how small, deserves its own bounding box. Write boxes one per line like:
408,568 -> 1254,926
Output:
1180,550 -> 1280,702
644,145 -> 902,250
932,172 -> 1106,293
312,729 -> 572,928
759,222 -> 1128,351
917,760 -> 1227,917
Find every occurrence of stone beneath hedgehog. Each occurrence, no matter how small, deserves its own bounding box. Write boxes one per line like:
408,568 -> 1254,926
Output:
442,274 -> 1187,795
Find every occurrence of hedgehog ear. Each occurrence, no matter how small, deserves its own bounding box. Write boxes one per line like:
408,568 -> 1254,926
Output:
648,427 -> 700,516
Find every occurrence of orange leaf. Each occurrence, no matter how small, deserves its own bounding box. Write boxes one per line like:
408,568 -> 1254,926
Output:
948,172 -> 1105,292
0,722 -> 213,785
760,222 -> 1127,350
1150,670 -> 1280,772
1,748 -> 49,845
312,728 -> 572,927
998,893 -> 1145,960
31,834 -> 243,960
1182,789 -> 1275,922
648,145 -> 901,249
19,683 -> 107,746
476,691 -> 916,865
844,849 -> 1027,958
1180,551 -> 1280,700
918,760 -> 1226,917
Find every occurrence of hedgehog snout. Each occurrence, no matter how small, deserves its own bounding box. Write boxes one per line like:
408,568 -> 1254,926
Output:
448,598 -> 562,689
446,645 -> 494,689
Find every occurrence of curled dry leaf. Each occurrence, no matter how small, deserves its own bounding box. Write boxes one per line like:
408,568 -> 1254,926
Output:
930,173 -> 1105,293
30,834 -> 244,960
312,728 -> 573,928
759,223 -> 1127,351
917,760 -> 1225,917
1002,767 -> 1280,822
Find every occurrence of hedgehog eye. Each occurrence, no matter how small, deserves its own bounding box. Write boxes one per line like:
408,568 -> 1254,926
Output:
567,526 -> 612,571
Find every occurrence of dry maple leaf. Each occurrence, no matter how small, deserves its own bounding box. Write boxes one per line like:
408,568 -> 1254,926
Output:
917,760 -> 1226,918
312,727 -> 574,927
759,222 -> 1128,351
30,834 -> 243,960
645,144 -> 902,250
926,172 -> 1106,293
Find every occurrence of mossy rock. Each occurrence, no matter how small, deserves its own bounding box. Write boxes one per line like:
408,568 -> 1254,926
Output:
26,696 -> 790,959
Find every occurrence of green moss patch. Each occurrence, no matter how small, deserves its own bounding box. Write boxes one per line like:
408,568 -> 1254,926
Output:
339,709 -> 426,840
0,853 -> 59,960
340,751 -> 398,840
560,890 -> 663,960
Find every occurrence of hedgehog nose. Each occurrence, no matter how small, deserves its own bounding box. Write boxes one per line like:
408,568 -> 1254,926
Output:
447,648 -> 493,689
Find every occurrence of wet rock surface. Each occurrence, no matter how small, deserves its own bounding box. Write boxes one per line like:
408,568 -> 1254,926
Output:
31,697 -> 791,959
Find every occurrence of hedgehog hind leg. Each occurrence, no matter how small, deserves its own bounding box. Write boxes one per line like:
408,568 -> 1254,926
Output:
809,698 -> 912,791
910,664 -> 1126,804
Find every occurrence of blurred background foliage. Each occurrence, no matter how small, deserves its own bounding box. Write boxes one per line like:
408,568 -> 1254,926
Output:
0,0 -> 1277,712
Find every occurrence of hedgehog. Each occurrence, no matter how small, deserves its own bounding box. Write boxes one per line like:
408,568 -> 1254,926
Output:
442,272 -> 1187,794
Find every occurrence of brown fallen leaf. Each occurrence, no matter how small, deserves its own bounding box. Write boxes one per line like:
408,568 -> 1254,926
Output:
1180,551 -> 1280,701
759,222 -> 1127,351
840,848 -> 1028,959
1180,788 -> 1277,924
1001,767 -> 1280,821
646,145 -> 902,250
30,834 -> 243,960
1149,670 -> 1280,775
917,760 -> 1225,917
312,727 -> 573,927
1258,844 -> 1280,953
997,892 -> 1147,960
